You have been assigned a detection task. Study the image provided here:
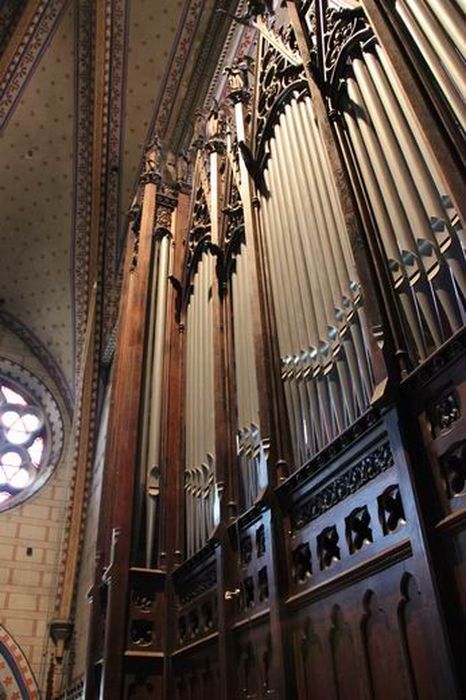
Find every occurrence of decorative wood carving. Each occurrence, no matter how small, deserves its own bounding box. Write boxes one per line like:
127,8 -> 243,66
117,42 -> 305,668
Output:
428,388 -> 461,437
317,525 -> 340,570
440,442 -> 466,500
290,441 -> 394,529
253,24 -> 306,173
378,485 -> 406,535
345,505 -> 372,554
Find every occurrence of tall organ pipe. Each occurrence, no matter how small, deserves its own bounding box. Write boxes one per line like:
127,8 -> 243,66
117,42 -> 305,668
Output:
342,104 -> 428,359
145,232 -> 170,567
403,0 -> 465,91
396,0 -> 466,131
354,56 -> 463,334
346,76 -> 443,348
424,0 -> 466,57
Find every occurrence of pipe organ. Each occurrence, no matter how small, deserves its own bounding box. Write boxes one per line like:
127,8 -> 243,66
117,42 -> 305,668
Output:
395,0 -> 466,132
260,92 -> 374,465
334,28 -> 465,365
184,252 -> 216,556
81,2 -> 466,698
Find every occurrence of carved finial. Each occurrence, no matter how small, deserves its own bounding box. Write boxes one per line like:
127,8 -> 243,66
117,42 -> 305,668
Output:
216,0 -> 274,25
205,99 -> 226,153
140,133 -> 162,185
224,56 -> 254,104
191,109 -> 205,150
177,150 -> 190,184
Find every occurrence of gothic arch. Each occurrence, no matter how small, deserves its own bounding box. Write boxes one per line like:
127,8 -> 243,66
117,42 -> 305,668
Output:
0,625 -> 40,699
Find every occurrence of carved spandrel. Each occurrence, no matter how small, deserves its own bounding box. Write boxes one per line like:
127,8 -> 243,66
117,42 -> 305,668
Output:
256,524 -> 266,558
428,388 -> 461,437
317,525 -> 340,570
241,535 -> 253,565
378,485 -> 406,534
440,441 -> 466,499
129,620 -> 154,648
345,505 -> 373,554
292,542 -> 312,583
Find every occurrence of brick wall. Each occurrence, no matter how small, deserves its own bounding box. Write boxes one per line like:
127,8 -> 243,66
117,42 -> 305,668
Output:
0,325 -> 74,694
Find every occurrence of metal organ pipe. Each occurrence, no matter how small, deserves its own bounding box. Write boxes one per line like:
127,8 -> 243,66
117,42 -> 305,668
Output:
395,0 -> 466,131
261,176 -> 302,463
353,56 -> 463,338
259,93 -> 375,470
280,102 -> 329,453
269,132 -> 315,463
346,76 -> 445,351
145,232 -> 170,567
297,100 -> 360,425
341,35 -> 465,365
362,49 -> 465,328
403,0 -> 465,91
424,0 -> 466,57
341,104 -> 428,359
184,248 -> 216,555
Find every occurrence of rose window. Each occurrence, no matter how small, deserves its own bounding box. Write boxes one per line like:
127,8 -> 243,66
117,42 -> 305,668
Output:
0,381 -> 48,508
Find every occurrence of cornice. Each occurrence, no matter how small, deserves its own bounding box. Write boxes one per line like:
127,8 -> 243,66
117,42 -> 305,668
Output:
0,0 -> 70,129
165,0 -> 243,153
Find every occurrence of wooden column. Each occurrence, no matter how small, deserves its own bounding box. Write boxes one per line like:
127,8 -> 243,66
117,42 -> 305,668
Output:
96,161 -> 159,699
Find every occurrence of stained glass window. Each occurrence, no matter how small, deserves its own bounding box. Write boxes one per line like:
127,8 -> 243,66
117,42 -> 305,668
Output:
0,380 -> 48,509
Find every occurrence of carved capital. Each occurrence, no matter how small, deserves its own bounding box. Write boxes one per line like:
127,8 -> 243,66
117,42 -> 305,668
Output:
140,170 -> 162,186
49,619 -> 73,663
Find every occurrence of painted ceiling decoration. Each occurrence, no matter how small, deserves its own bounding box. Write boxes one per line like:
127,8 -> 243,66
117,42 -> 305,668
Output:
0,0 -> 70,129
0,0 -> 212,406
0,0 -> 28,56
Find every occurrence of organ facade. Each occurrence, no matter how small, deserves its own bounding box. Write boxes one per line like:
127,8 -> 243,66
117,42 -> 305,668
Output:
59,1 -> 466,697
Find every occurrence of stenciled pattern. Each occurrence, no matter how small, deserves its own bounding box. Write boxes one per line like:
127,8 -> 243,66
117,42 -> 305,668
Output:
0,625 -> 40,699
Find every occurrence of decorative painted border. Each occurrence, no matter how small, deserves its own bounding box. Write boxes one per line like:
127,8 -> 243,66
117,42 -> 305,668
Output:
72,0 -> 128,378
124,0 -> 205,216
0,310 -> 73,416
0,0 -> 70,129
71,0 -> 94,380
0,625 -> 40,699
153,0 -> 205,139
102,0 -> 128,339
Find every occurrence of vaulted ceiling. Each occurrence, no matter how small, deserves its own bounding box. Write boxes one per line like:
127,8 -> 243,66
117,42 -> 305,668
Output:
0,0 -> 238,414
